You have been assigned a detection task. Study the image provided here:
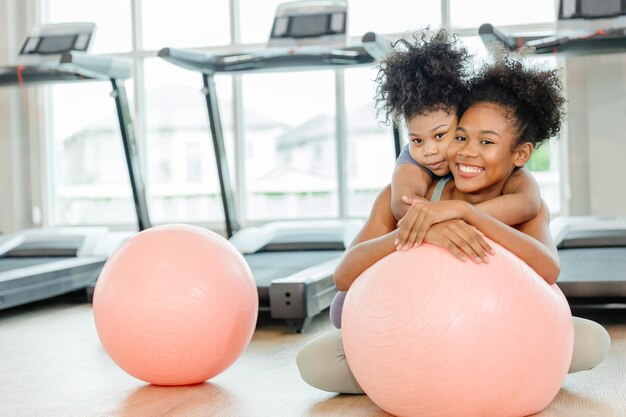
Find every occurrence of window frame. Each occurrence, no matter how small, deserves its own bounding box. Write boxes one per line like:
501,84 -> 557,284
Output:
36,0 -> 564,231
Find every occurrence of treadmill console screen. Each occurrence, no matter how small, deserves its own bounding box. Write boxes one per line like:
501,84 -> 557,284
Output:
37,35 -> 78,54
290,14 -> 331,37
560,0 -> 626,19
18,23 -> 95,58
271,12 -> 346,40
20,33 -> 92,55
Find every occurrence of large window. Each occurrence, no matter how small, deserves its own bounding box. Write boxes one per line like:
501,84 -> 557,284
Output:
142,0 -> 230,50
47,81 -> 137,226
349,0 -> 441,36
450,0 -> 555,28
344,67 -> 396,218
241,71 -> 338,220
143,58 -> 233,224
41,0 -> 564,229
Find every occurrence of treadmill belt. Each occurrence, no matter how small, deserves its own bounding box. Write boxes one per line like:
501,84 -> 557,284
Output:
244,250 -> 340,288
0,257 -> 72,274
5,239 -> 83,257
559,247 -> 626,282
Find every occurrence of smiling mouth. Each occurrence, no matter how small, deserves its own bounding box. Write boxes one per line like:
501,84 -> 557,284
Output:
457,163 -> 484,177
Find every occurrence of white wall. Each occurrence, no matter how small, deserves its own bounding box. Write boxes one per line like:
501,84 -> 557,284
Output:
0,0 -> 39,233
0,0 -> 25,233
564,53 -> 626,216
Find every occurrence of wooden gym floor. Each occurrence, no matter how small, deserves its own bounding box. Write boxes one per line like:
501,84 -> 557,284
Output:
1,295 -> 625,417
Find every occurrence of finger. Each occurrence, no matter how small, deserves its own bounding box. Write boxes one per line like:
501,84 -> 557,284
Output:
407,224 -> 420,248
402,195 -> 415,204
447,228 -> 483,263
454,227 -> 490,263
466,226 -> 494,258
398,208 -> 418,246
402,195 -> 425,205
476,233 -> 494,258
395,219 -> 403,243
444,241 -> 467,262
406,210 -> 427,246
415,213 -> 436,245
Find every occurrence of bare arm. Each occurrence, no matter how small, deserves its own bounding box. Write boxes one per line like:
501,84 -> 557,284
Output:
397,169 -> 542,247
460,200 -> 560,284
390,164 -> 432,221
335,185 -> 493,291
334,185 -> 399,291
477,168 -> 541,226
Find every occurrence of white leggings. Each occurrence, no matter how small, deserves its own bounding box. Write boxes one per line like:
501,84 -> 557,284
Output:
296,317 -> 611,394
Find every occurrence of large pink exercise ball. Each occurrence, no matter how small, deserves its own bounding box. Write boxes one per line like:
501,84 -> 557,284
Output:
93,224 -> 258,386
342,240 -> 573,417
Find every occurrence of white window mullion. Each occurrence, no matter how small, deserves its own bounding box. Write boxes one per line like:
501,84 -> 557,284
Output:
130,0 -> 150,220
230,0 -> 246,228
232,76 -> 246,227
441,0 -> 451,28
230,0 -> 241,45
27,0 -> 48,227
335,70 -> 348,219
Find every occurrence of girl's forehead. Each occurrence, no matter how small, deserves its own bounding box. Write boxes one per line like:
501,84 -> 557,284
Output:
458,103 -> 513,132
407,110 -> 457,129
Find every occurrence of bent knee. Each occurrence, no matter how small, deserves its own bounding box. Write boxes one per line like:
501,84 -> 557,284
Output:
296,331 -> 363,394
570,317 -> 611,373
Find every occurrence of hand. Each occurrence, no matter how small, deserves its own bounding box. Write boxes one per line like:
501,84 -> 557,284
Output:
395,198 -> 467,250
422,220 -> 495,263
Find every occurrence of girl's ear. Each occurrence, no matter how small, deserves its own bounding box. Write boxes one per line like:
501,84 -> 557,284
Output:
513,142 -> 533,167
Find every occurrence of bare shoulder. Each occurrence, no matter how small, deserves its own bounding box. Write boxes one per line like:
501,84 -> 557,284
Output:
503,168 -> 539,194
516,200 -> 556,250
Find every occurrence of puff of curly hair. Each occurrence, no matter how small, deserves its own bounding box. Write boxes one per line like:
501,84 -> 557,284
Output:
375,28 -> 470,125
461,58 -> 565,149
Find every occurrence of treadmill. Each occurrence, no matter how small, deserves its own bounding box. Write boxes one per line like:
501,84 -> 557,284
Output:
0,23 -> 150,310
479,0 -> 626,55
159,0 -> 394,331
479,0 -> 626,306
551,216 -> 626,303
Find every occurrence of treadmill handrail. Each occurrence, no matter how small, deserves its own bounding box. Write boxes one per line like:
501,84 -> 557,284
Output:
59,51 -> 131,79
158,32 -> 393,75
0,51 -> 131,86
479,22 -> 626,55
159,46 -> 376,75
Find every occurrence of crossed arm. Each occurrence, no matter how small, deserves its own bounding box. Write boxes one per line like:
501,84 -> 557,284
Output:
334,183 -> 560,292
393,167 -> 542,245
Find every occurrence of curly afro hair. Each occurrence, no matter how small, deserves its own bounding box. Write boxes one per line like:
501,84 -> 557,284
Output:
462,58 -> 565,149
375,28 -> 470,125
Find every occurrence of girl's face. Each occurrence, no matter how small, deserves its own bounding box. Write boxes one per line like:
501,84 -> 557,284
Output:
447,102 -> 531,195
406,110 -> 457,177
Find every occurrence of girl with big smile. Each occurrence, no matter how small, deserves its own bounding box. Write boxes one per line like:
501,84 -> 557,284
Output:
297,45 -> 611,395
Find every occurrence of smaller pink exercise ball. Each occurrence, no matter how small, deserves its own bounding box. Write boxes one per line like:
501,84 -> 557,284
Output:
93,224 -> 258,385
342,240 -> 574,417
